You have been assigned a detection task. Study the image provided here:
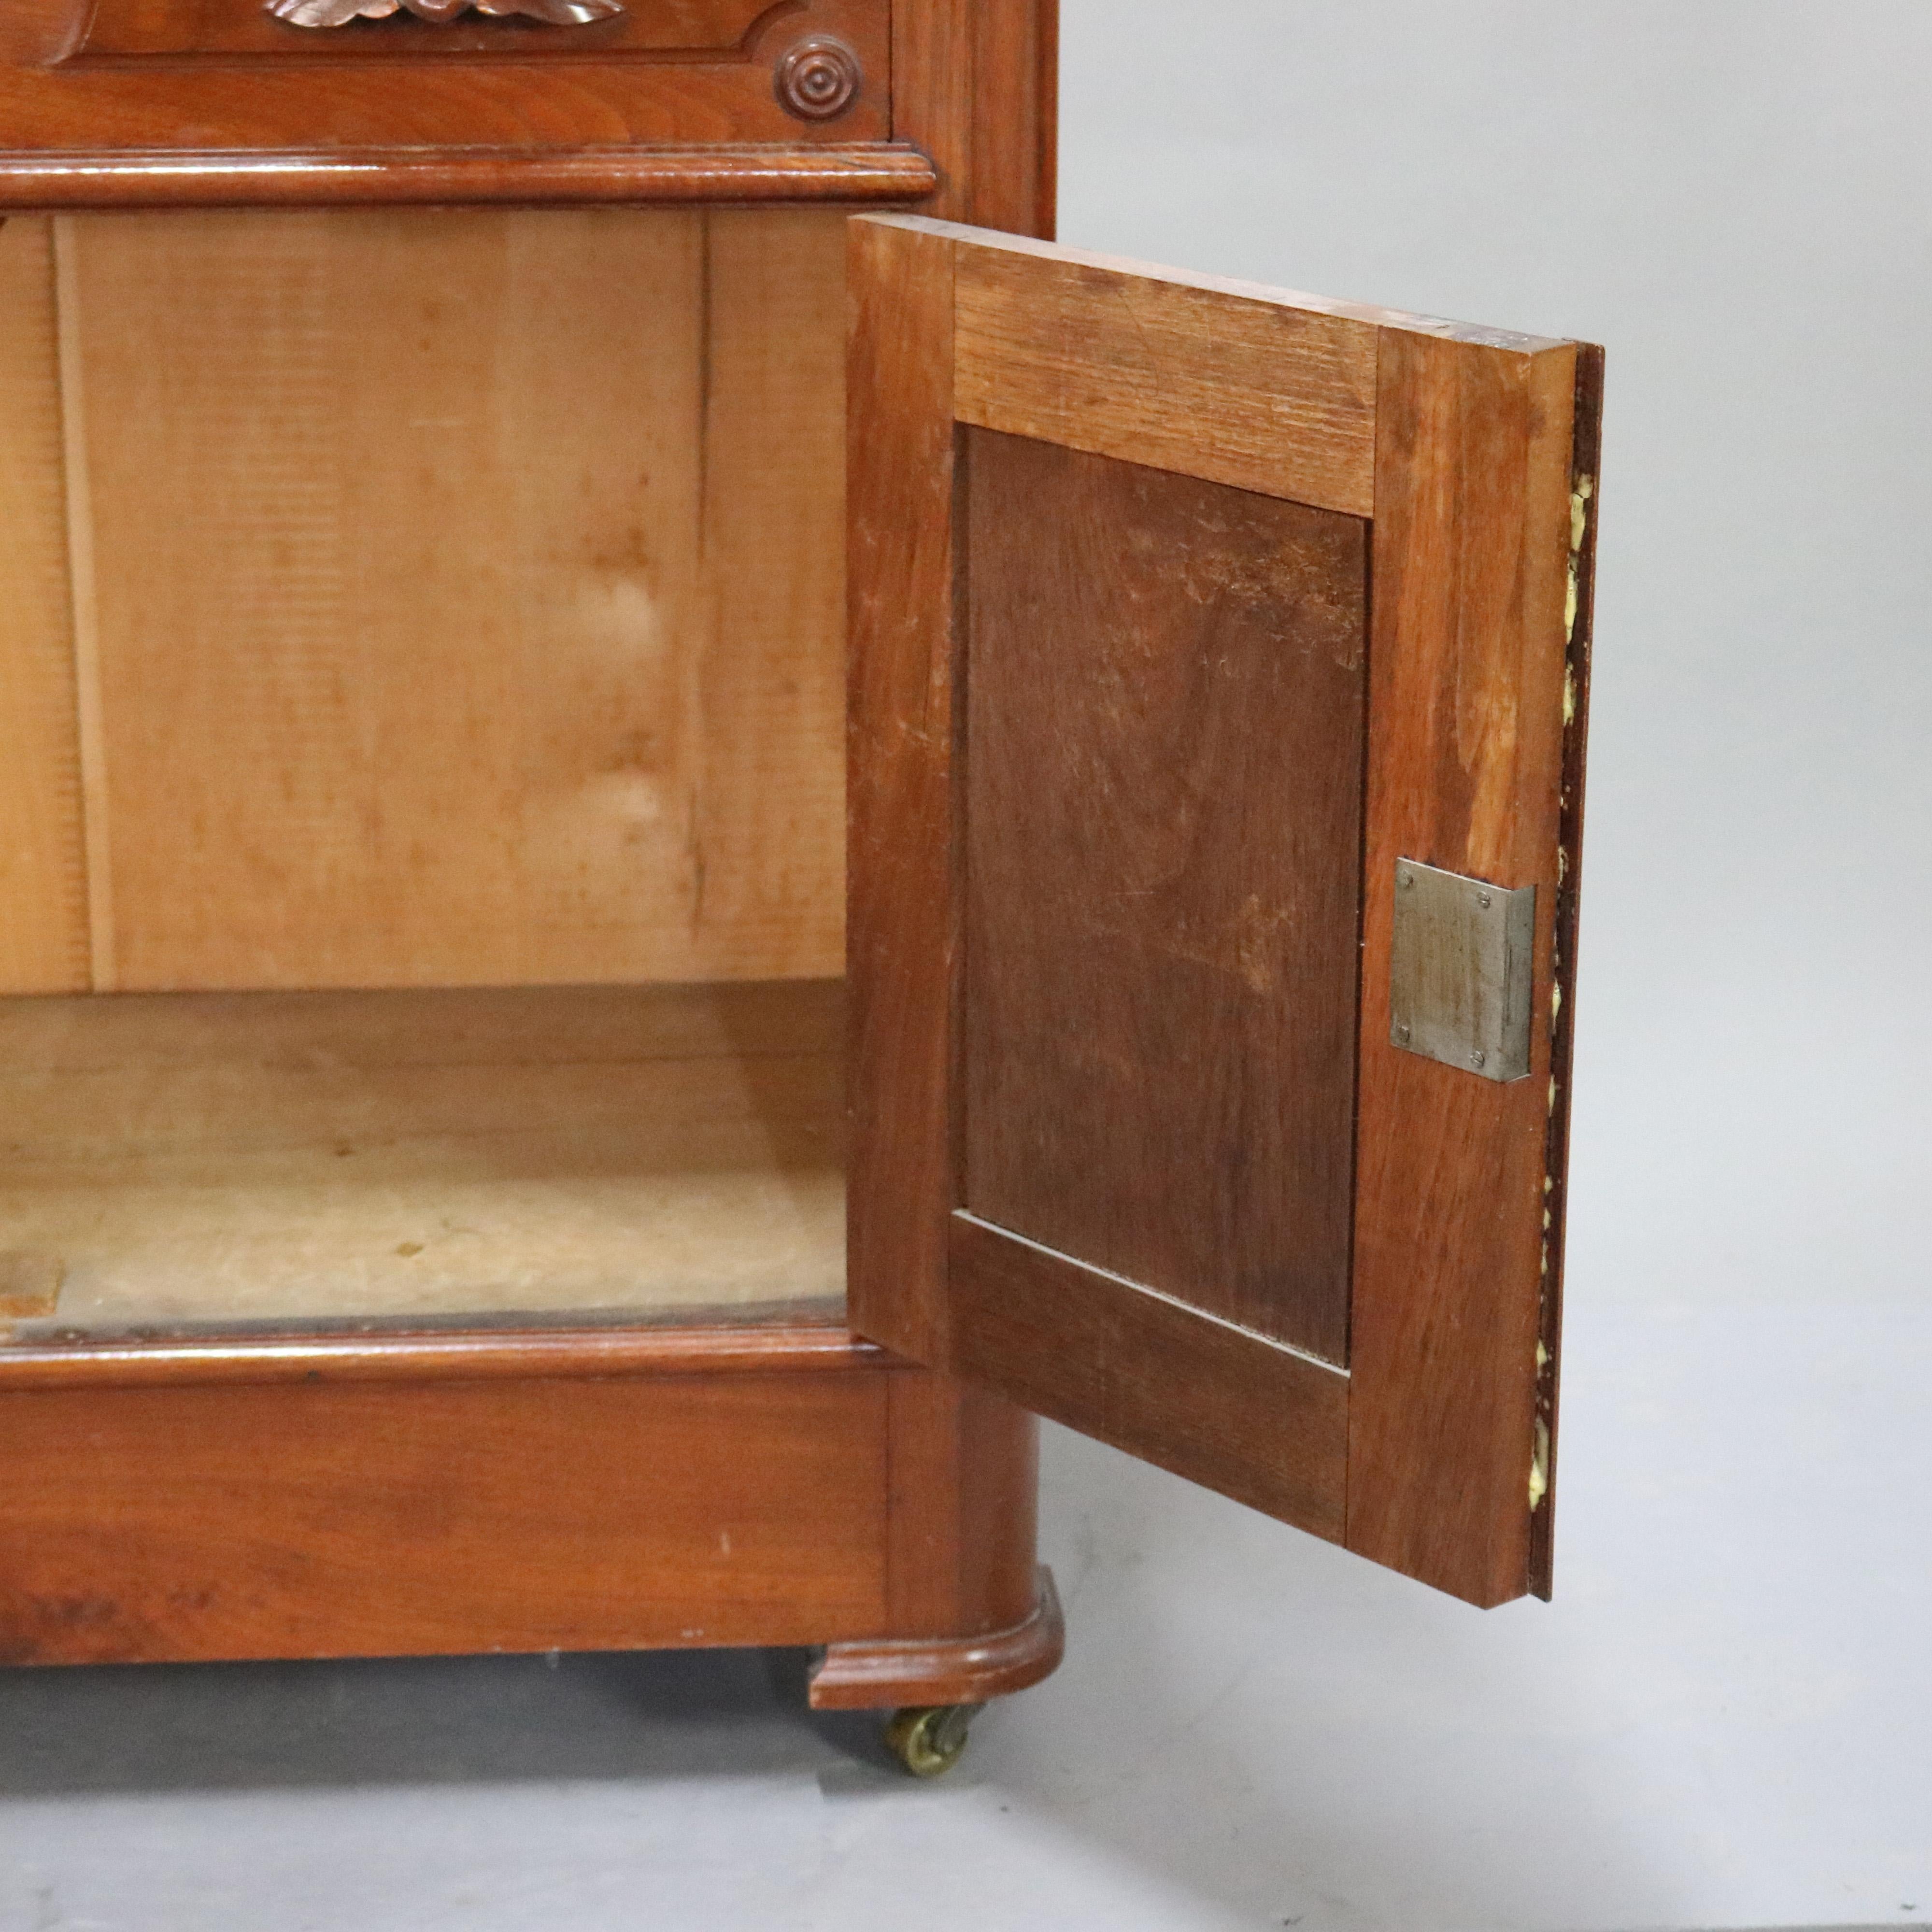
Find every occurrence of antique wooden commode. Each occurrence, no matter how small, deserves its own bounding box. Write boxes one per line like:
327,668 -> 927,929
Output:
0,0 -> 1599,1775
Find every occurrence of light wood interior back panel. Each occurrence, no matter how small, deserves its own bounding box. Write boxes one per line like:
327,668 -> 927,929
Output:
697,212 -> 848,979
37,208 -> 845,993
0,218 -> 88,995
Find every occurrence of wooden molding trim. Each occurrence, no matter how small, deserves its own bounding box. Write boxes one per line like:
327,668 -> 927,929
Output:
808,1564 -> 1063,1708
0,143 -> 938,211
267,0 -> 618,23
0,1367 -> 902,1663
269,0 -> 624,23
0,1314 -> 888,1391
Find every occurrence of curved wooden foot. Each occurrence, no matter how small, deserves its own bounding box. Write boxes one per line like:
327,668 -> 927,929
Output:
807,1565 -> 1063,1712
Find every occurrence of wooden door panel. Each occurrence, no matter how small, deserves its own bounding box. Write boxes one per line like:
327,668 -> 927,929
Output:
961,428 -> 1365,1363
949,1214 -> 1348,1540
848,215 -> 1600,1609
952,237 -> 1378,515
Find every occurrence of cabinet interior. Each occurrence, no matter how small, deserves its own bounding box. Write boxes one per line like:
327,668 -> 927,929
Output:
0,207 -> 851,1339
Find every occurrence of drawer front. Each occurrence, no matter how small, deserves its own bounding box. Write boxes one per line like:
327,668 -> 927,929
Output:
1,0 -> 891,160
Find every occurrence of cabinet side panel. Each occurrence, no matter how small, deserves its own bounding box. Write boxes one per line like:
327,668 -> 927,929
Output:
894,0 -> 1056,235
845,218 -> 958,1363
0,216 -> 89,995
1346,330 -> 1577,1607
961,429 -> 1365,1360
883,1370 -> 1039,1638
969,0 -> 1055,237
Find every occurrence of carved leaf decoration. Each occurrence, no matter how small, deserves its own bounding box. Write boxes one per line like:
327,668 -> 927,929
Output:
268,0 -> 625,24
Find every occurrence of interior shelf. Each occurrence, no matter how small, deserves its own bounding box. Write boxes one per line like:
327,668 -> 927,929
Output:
0,979 -> 845,1341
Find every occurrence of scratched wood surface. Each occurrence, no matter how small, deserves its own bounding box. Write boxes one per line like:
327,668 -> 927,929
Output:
846,214 -> 1593,1609
961,428 -> 1365,1360
0,218 -> 88,995
1344,327 -> 1581,1607
954,237 -> 1377,515
33,207 -> 847,992
949,1213 -> 1348,1538
843,214 -> 960,1368
0,1369 -> 895,1662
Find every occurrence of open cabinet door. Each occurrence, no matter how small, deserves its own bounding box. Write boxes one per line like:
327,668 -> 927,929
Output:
847,214 -> 1602,1610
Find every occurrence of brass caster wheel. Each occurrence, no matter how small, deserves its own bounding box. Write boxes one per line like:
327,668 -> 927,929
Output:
883,1702 -> 982,1778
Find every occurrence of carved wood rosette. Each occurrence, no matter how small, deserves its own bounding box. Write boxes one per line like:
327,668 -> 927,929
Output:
268,0 -> 625,25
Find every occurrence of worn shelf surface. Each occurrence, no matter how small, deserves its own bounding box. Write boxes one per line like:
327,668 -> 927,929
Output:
0,979 -> 846,1337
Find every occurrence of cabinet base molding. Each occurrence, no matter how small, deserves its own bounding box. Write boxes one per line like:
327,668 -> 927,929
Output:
809,1566 -> 1063,1710
0,1322 -> 1050,1690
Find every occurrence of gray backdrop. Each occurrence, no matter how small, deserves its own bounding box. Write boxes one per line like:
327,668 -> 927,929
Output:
1038,1 -> 1932,1923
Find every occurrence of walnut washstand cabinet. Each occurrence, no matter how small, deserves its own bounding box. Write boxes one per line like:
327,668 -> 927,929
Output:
0,0 -> 1601,1774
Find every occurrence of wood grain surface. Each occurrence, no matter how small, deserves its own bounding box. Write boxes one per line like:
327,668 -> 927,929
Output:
950,1214 -> 1348,1540
0,1370 -> 895,1663
0,145 -> 939,212
1344,327 -> 1580,1607
955,241 -> 1377,515
844,213 -> 959,1366
892,0 -> 1056,233
28,208 -> 847,991
811,1565 -> 1062,1709
0,0 -> 893,174
0,218 -> 87,994
0,981 -> 846,1335
0,1331 -> 1048,1677
846,215 -> 1593,1608
699,211 -> 850,979
882,1371 -> 1039,1640
0,1314 -> 872,1392
961,428 -> 1365,1360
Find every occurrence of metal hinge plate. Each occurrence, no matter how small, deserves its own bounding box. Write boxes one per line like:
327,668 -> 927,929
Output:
1389,860 -> 1536,1082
